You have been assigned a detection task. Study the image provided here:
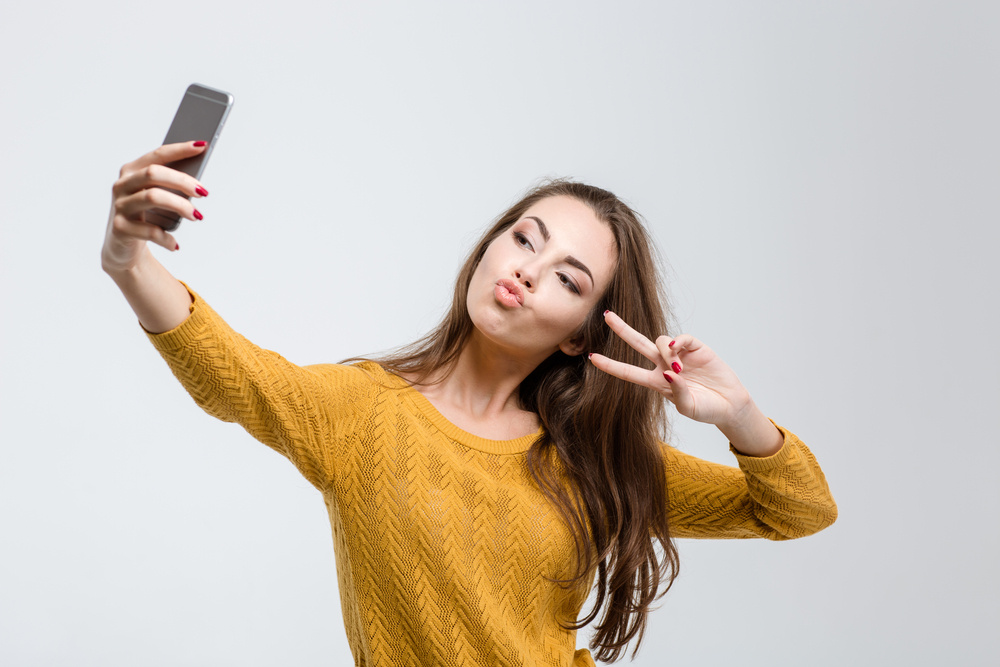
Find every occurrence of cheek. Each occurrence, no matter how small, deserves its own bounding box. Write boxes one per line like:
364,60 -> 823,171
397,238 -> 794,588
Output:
472,244 -> 502,284
468,254 -> 496,303
535,297 -> 590,337
466,258 -> 497,320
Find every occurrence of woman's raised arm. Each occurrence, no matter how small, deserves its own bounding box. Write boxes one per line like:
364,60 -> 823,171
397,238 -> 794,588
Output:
102,141 -> 210,333
592,310 -> 837,538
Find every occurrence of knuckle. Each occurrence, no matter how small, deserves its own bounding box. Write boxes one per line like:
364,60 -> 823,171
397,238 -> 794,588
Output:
142,188 -> 165,208
111,174 -> 130,198
142,188 -> 162,206
111,214 -> 131,233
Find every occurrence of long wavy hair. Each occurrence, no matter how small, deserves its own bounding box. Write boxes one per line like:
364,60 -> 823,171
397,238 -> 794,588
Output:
345,179 -> 680,662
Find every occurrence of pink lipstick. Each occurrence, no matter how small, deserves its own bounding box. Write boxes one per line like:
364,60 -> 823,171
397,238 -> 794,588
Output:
495,279 -> 523,308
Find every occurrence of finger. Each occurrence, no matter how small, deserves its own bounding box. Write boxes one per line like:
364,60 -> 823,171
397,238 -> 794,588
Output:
661,365 -> 686,403
590,353 -> 672,394
603,311 -> 664,367
124,141 -> 209,174
143,222 -> 181,252
110,213 -> 178,252
113,163 -> 208,200
652,335 -> 677,370
143,219 -> 180,252
116,186 -> 201,222
668,334 -> 703,354
654,333 -> 704,372
116,164 -> 208,198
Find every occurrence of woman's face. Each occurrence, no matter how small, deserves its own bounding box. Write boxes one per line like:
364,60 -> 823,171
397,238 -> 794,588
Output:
467,195 -> 618,362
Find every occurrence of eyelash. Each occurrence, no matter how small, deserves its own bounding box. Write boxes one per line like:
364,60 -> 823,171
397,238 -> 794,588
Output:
511,230 -> 580,295
512,230 -> 533,251
559,273 -> 581,295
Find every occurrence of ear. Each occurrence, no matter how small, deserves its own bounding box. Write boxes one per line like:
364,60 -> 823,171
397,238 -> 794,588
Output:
559,335 -> 586,357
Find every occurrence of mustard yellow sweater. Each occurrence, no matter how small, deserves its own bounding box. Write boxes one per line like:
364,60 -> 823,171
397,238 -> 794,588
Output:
143,281 -> 837,666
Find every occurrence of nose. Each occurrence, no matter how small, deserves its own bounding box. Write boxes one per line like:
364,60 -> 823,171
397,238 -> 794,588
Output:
514,269 -> 534,291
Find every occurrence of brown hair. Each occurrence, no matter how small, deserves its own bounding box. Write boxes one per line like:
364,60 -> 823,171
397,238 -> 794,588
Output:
346,179 -> 680,662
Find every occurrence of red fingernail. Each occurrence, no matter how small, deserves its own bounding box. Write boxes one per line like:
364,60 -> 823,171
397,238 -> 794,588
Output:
193,140 -> 207,147
195,186 -> 209,197
192,209 -> 203,220
672,362 -> 682,373
663,371 -> 673,384
588,353 -> 593,360
669,341 -> 675,348
175,242 -> 180,251
604,310 -> 610,315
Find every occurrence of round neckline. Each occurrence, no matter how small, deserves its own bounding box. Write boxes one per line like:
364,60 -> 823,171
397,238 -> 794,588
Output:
372,364 -> 544,455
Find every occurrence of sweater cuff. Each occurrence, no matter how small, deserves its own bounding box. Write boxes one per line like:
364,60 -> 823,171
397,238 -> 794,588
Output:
728,417 -> 796,471
140,280 -> 211,353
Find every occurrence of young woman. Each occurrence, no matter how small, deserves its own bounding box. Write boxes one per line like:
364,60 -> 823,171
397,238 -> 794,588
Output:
103,140 -> 837,666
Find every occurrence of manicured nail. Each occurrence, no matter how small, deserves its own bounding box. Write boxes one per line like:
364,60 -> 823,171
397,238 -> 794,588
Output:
668,341 -> 675,348
588,353 -> 593,360
672,362 -> 682,374
174,242 -> 180,251
192,209 -> 203,220
195,186 -> 209,197
604,310 -> 610,315
193,140 -> 207,147
663,371 -> 673,384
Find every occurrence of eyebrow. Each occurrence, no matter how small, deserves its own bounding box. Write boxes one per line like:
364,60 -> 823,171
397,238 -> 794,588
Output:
524,216 -> 595,287
525,216 -> 550,241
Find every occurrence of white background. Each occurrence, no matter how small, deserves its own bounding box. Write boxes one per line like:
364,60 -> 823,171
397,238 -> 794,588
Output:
1,1 -> 997,664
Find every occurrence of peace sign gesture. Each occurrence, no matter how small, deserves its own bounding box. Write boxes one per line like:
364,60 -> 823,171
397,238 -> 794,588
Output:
589,311 -> 754,428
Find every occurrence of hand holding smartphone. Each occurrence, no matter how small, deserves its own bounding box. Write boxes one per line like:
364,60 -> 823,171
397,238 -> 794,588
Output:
146,83 -> 234,231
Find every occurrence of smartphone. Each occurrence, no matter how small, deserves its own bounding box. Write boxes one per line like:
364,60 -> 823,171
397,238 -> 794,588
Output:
146,83 -> 234,231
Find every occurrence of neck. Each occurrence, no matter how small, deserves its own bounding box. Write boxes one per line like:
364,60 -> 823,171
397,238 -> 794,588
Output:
419,330 -> 552,422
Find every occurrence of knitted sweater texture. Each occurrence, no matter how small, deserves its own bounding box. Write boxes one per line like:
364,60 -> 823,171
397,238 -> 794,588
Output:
143,281 -> 837,666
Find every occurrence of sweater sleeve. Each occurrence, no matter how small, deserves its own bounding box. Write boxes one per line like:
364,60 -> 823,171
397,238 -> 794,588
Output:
661,418 -> 837,540
141,280 -> 375,492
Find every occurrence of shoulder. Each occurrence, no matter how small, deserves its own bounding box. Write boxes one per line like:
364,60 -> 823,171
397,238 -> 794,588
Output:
307,359 -> 397,390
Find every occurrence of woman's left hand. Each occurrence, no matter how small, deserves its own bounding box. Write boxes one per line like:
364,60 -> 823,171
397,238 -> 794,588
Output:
589,311 -> 753,428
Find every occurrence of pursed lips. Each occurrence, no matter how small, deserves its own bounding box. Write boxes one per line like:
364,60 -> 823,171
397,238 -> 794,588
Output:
495,279 -> 524,306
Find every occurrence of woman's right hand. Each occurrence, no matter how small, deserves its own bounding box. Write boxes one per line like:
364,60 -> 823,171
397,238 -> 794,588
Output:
102,141 -> 210,274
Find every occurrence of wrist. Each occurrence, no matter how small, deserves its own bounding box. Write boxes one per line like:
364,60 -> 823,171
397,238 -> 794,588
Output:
718,392 -> 756,433
717,402 -> 783,457
105,249 -> 191,334
102,243 -> 152,280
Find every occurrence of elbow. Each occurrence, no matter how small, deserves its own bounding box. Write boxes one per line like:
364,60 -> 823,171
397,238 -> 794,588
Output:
795,500 -> 837,539
797,497 -> 839,539
816,498 -> 838,532
765,497 -> 838,541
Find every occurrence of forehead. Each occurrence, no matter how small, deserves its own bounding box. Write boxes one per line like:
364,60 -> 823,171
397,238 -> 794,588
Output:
521,195 -> 599,227
518,194 -> 618,286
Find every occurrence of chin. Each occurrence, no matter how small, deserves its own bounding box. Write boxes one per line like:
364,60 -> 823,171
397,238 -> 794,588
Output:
467,300 -> 508,339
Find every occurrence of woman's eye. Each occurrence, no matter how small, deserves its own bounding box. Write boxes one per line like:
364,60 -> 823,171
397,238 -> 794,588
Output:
513,231 -> 533,250
559,273 -> 580,294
